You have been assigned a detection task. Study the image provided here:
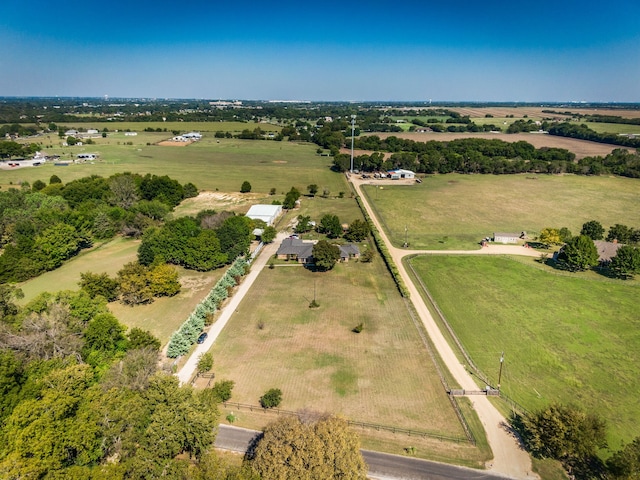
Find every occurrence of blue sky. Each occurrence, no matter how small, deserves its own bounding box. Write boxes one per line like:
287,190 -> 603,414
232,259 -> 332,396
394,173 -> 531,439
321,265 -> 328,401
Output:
2,0 -> 639,101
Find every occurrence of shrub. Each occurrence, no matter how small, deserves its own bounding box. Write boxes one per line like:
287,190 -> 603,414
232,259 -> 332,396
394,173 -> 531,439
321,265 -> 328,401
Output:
352,323 -> 364,333
260,388 -> 282,409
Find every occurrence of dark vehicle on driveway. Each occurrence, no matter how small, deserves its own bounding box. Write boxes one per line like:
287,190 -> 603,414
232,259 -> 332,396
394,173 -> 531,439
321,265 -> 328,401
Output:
197,332 -> 208,344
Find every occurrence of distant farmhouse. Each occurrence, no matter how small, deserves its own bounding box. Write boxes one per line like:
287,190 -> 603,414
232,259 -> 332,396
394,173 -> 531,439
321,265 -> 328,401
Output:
594,240 -> 624,264
276,238 -> 360,264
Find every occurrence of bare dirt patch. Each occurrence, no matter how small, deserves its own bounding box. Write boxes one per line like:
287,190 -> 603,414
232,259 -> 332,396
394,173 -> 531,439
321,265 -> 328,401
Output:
157,140 -> 195,147
272,160 -> 288,163
174,191 -> 264,216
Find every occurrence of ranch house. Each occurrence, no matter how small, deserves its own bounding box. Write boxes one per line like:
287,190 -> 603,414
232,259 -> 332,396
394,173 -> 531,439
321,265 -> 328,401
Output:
276,238 -> 360,264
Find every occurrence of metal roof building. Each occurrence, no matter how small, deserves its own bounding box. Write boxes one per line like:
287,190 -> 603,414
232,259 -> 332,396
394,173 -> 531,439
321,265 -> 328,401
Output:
245,204 -> 283,226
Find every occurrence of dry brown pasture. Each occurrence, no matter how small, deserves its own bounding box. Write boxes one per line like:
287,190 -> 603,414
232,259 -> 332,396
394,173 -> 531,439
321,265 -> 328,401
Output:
207,261 -> 467,440
157,140 -> 196,146
374,131 -> 628,159
441,106 -> 640,120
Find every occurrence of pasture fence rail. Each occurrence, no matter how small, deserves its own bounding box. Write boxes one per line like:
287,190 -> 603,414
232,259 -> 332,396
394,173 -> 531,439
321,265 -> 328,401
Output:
221,401 -> 470,444
402,297 -> 476,445
406,258 -> 495,389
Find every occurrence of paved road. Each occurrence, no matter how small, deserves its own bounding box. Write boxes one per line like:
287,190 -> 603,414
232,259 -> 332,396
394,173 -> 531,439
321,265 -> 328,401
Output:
215,424 -> 514,480
176,231 -> 289,385
350,177 -> 537,479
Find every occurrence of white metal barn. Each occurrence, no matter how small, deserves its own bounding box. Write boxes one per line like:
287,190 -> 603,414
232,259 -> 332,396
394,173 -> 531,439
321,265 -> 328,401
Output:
246,204 -> 283,226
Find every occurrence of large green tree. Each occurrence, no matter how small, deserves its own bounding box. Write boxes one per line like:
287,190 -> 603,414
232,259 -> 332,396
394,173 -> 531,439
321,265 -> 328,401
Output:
558,235 -> 599,271
607,224 -> 632,244
251,415 -> 367,480
580,220 -> 605,240
344,219 -> 370,242
515,403 -> 607,476
312,240 -> 340,271
318,214 -> 342,239
608,436 -> 640,479
609,245 -> 640,279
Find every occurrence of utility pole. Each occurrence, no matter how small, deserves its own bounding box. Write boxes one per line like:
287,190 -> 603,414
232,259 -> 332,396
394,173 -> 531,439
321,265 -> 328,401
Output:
350,115 -> 356,173
497,351 -> 504,391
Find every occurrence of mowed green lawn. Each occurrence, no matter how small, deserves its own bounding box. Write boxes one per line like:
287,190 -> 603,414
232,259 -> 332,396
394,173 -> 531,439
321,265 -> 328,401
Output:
2,136 -> 347,196
409,255 -> 640,450
209,260 -> 466,439
363,174 -> 640,249
18,237 -> 140,303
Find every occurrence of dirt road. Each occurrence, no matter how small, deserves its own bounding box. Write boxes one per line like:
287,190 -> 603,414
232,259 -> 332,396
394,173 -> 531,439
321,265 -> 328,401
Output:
351,177 -> 537,479
176,232 -> 288,385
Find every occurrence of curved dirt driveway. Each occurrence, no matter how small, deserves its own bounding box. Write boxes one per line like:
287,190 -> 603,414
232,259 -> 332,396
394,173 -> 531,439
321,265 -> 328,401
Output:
351,177 -> 538,479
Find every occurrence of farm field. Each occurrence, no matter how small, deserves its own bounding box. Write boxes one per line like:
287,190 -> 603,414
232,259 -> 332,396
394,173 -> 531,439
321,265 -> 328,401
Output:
373,131 -> 629,159
206,260 -> 483,462
362,174 -> 640,250
1,136 -> 348,196
109,266 -> 225,347
18,237 -> 139,303
55,121 -> 280,134
408,255 -> 640,451
15,235 -> 224,348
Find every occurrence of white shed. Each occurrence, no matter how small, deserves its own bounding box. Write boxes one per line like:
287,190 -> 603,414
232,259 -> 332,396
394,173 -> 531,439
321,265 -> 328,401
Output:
246,204 -> 283,226
387,169 -> 415,179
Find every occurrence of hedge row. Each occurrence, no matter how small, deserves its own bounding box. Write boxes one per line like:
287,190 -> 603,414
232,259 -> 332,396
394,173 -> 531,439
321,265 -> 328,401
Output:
355,196 -> 410,298
166,257 -> 249,358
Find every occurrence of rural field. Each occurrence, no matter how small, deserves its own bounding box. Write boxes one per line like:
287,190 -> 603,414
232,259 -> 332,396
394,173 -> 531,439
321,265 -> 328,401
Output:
16,235 -> 225,347
2,134 -> 346,196
206,261 -> 488,464
409,255 -> 640,451
362,174 -> 640,249
374,131 -> 630,159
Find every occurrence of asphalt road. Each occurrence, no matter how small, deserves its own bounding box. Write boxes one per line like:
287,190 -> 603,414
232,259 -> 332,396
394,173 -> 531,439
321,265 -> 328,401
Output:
215,424 -> 515,480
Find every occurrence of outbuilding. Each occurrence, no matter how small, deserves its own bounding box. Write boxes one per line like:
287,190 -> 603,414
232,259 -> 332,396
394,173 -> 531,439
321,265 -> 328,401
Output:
246,204 -> 283,226
493,232 -> 527,244
387,169 -> 415,179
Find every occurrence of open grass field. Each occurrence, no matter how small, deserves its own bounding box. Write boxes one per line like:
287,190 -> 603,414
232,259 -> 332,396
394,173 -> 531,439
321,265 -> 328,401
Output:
18,237 -> 140,303
362,174 -> 640,249
55,121 -> 281,134
109,267 -> 225,347
409,255 -> 640,451
16,235 -> 225,347
1,136 -> 349,196
206,260 -> 484,460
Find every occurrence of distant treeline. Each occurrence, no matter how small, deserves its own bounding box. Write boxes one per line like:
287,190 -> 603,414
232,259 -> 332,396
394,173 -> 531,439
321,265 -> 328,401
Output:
333,136 -> 640,178
548,122 -> 640,148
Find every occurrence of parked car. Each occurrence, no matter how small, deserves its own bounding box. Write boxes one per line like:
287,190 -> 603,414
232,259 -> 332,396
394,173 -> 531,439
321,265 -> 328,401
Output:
197,332 -> 208,344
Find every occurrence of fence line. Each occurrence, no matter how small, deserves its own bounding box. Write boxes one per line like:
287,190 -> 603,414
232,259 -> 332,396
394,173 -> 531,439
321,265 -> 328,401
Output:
221,401 -> 470,444
406,258 -> 495,389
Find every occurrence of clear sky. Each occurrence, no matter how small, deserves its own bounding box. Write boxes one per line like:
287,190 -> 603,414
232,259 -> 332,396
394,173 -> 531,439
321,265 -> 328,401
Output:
2,0 -> 639,102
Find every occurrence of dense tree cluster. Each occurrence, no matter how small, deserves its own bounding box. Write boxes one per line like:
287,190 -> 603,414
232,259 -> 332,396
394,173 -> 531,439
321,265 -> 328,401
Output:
549,122 -> 640,149
250,414 -> 367,480
139,213 -> 254,271
0,140 -> 38,158
514,403 -> 640,479
0,173 -> 196,282
548,220 -> 640,278
0,289 -> 254,479
333,136 -> 578,175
